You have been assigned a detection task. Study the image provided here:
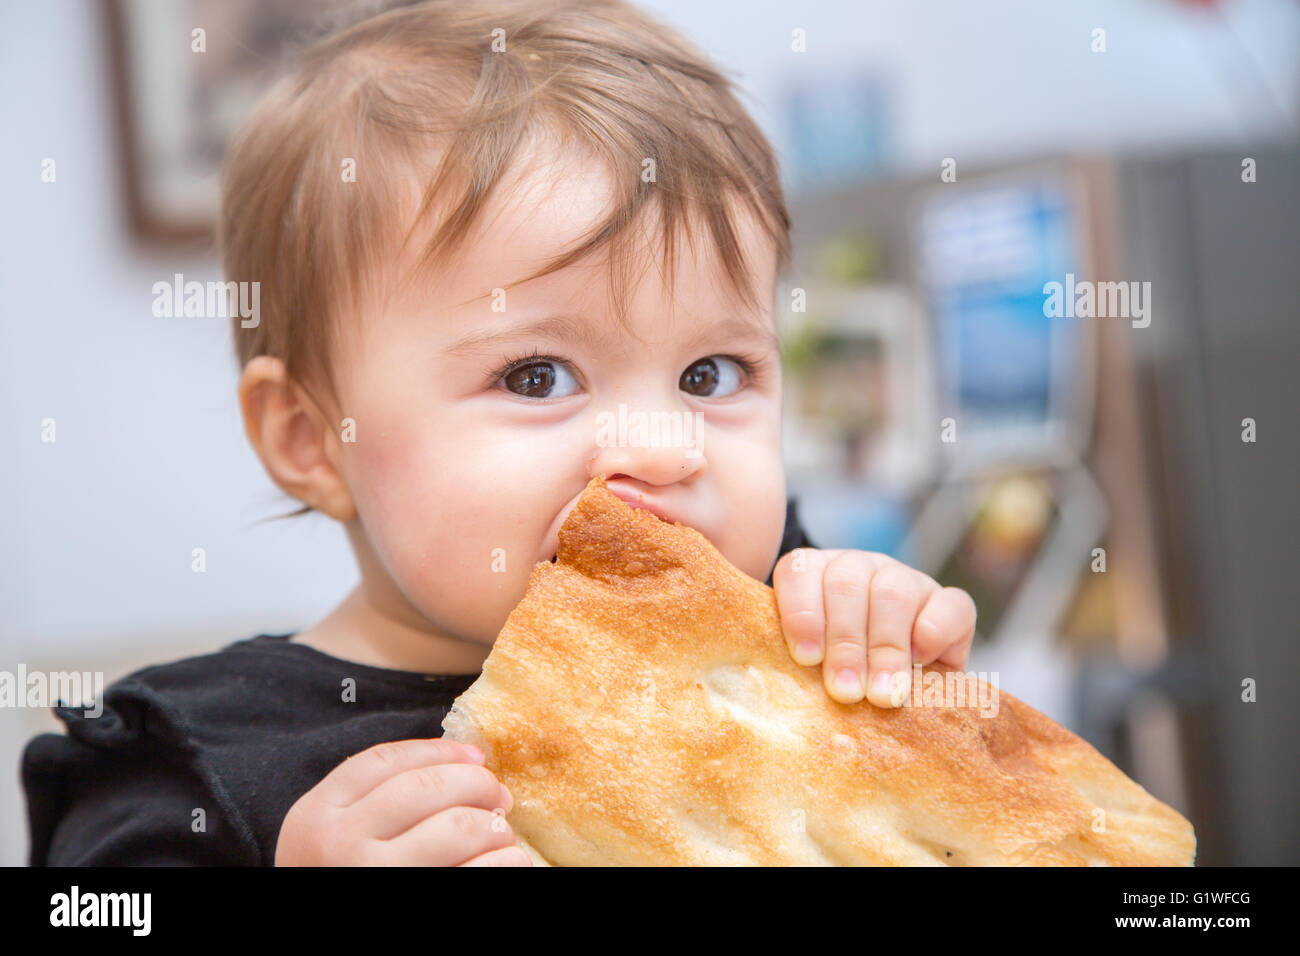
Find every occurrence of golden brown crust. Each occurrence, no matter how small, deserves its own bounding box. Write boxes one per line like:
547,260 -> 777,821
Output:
443,476 -> 1197,866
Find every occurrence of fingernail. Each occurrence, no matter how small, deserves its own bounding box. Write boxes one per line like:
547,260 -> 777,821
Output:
832,668 -> 864,701
464,744 -> 485,763
499,784 -> 513,812
869,670 -> 911,708
794,639 -> 822,666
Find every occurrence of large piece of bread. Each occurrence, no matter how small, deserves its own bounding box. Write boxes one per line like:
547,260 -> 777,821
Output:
442,476 -> 1196,866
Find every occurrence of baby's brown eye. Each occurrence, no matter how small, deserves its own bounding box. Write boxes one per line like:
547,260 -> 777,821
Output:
680,356 -> 744,397
505,363 -> 553,397
501,360 -> 579,399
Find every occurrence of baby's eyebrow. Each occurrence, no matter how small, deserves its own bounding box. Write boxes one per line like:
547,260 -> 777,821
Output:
443,313 -> 779,357
443,313 -> 606,356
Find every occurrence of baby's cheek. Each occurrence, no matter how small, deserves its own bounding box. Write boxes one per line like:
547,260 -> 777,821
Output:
348,441 -> 436,540
721,481 -> 788,584
351,447 -> 537,643
404,536 -> 532,645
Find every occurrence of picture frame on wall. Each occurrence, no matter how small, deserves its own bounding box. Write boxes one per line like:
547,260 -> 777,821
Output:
104,0 -> 341,242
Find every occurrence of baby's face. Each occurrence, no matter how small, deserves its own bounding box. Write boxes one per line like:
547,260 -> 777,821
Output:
330,150 -> 788,650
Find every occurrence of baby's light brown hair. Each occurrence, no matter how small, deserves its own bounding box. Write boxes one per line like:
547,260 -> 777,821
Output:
220,0 -> 791,410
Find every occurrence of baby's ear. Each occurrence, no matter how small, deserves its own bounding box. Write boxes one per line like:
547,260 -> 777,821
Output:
237,356 -> 357,522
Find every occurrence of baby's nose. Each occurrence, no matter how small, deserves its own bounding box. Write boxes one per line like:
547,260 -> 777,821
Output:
586,406 -> 707,485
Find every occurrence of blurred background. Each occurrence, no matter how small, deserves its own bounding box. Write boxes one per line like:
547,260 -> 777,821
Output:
2,0 -> 1297,866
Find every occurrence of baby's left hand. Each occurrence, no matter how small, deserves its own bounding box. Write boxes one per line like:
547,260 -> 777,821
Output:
771,549 -> 976,707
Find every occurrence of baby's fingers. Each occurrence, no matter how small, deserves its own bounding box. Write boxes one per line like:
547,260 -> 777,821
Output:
379,806 -> 518,866
820,551 -> 880,703
772,548 -> 835,666
915,587 -> 977,668
865,565 -> 932,708
460,845 -> 534,867
353,762 -> 512,840
328,738 -> 485,808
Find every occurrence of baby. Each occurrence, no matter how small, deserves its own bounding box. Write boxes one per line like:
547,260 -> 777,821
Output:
23,0 -> 975,866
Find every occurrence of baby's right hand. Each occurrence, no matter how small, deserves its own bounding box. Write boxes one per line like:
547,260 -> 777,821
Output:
274,738 -> 529,866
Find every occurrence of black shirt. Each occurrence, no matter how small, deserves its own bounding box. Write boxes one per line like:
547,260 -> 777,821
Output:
22,499 -> 816,866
